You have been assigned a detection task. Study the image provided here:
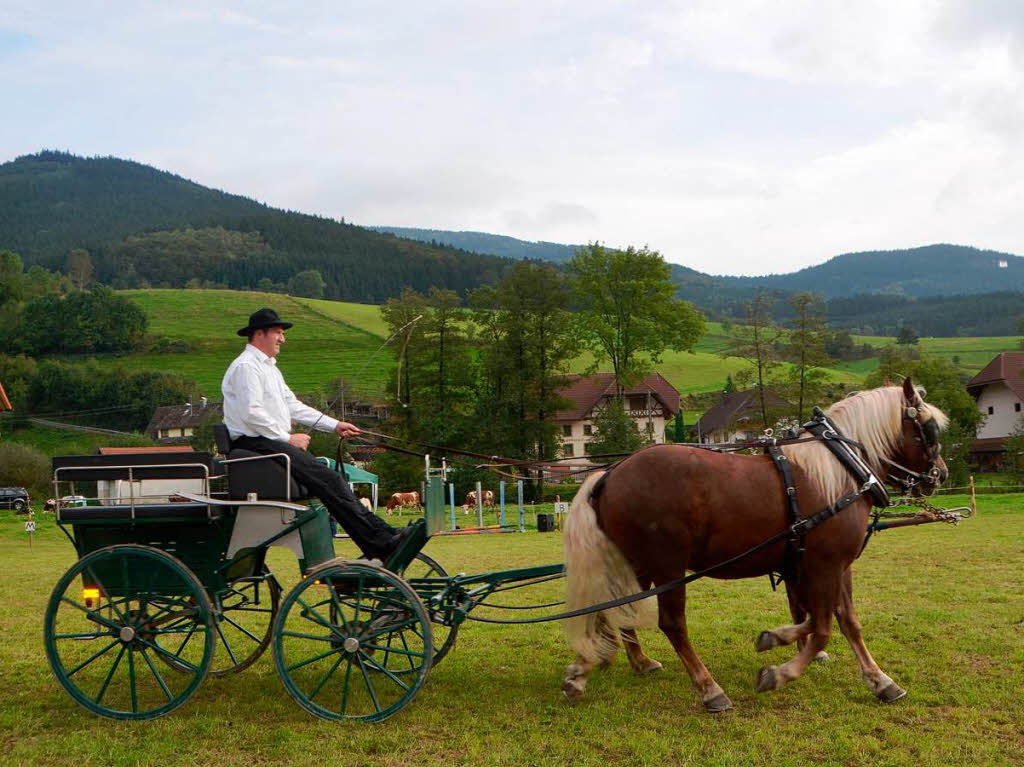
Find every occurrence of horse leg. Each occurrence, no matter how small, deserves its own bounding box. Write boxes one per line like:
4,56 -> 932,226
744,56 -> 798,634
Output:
562,617 -> 619,703
835,568 -> 906,703
621,628 -> 663,674
755,582 -> 828,662
756,576 -> 837,693
657,588 -> 732,713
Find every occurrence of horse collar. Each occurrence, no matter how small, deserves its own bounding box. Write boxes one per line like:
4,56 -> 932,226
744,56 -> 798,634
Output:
802,409 -> 891,508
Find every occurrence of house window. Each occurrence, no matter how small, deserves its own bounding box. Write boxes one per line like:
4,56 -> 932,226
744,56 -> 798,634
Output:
987,406 -> 994,415
583,424 -> 592,436
562,443 -> 574,457
562,424 -> 572,437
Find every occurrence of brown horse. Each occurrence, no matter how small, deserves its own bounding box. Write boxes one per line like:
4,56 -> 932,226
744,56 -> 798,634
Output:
562,379 -> 948,712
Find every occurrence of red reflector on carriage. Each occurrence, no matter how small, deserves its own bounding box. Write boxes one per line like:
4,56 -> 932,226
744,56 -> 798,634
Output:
83,588 -> 100,608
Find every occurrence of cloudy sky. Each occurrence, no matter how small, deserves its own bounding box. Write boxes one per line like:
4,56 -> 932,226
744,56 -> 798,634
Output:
2,1 -> 1022,275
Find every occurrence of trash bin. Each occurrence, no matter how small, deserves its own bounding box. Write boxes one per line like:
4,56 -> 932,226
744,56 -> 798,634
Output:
537,513 -> 555,532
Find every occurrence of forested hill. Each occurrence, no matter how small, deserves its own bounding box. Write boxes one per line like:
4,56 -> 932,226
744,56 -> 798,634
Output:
0,151 -> 514,302
371,227 -> 1024,303
372,227 -> 581,263
721,244 -> 1024,298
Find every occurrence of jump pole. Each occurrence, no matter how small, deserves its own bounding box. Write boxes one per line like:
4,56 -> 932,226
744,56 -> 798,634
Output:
517,479 -> 524,532
448,482 -> 456,531
499,481 -> 506,527
475,481 -> 483,527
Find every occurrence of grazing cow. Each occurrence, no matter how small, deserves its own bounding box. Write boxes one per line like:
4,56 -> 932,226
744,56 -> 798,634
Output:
386,491 -> 421,514
44,499 -> 58,512
463,489 -> 496,513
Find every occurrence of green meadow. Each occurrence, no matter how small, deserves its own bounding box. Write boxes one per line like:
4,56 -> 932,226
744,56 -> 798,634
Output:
1,493 -> 1021,766
55,289 -> 1020,409
114,290 -> 393,399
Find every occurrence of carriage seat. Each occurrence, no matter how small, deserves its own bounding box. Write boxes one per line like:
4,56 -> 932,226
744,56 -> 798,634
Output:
214,424 -> 311,502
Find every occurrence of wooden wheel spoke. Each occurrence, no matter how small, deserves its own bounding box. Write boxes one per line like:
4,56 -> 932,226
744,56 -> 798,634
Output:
295,595 -> 338,635
215,622 -> 239,666
286,645 -> 343,673
66,639 -> 120,678
127,648 -> 138,713
139,648 -> 174,702
280,630 -> 333,643
356,655 -> 381,714
54,630 -> 115,640
136,636 -> 200,673
360,642 -> 425,659
59,596 -> 121,632
307,655 -> 345,702
358,651 -> 410,691
340,655 -> 354,716
95,645 -> 126,704
219,613 -> 263,645
173,622 -> 198,656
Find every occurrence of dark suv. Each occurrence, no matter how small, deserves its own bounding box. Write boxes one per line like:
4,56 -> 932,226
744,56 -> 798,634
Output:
0,487 -> 30,512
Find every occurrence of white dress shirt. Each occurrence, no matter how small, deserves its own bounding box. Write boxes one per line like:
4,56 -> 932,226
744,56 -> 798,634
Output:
221,344 -> 340,441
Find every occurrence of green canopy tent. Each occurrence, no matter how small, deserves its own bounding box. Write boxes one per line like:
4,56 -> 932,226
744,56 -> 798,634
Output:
315,458 -> 380,510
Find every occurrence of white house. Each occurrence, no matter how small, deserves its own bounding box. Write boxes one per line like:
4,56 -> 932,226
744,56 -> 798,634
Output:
145,400 -> 222,444
967,351 -> 1024,469
552,372 -> 680,467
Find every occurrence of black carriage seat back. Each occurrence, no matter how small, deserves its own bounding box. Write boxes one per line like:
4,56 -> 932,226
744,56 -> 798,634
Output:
213,423 -> 311,502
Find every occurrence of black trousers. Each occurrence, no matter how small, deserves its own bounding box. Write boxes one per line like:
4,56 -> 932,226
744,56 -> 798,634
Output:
231,435 -> 396,556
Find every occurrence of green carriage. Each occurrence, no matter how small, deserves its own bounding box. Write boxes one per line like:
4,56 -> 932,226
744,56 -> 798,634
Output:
43,448 -> 467,722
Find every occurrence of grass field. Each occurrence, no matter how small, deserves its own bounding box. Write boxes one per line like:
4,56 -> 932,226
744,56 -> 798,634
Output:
2,493 -> 1021,766
115,290 -> 393,398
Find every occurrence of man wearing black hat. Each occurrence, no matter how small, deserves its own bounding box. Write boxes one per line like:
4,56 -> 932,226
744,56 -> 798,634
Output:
221,308 -> 410,560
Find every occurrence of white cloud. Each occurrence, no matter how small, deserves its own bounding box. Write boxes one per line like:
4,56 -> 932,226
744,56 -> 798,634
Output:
1,1 -> 1023,274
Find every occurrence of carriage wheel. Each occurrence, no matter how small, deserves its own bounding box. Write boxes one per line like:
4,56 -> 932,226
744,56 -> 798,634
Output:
398,552 -> 458,668
154,567 -> 281,677
273,560 -> 432,722
44,545 -> 214,720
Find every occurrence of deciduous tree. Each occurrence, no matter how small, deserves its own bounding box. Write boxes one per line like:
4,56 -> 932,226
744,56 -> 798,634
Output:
568,244 -> 704,393
721,292 -> 782,428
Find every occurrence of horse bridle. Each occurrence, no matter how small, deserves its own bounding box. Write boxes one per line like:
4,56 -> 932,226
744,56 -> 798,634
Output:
880,399 -> 944,495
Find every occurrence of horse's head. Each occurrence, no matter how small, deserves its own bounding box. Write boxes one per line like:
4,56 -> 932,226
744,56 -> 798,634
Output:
890,377 -> 949,496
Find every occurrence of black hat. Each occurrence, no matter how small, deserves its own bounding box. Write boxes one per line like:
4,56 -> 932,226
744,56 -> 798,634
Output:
237,308 -> 294,337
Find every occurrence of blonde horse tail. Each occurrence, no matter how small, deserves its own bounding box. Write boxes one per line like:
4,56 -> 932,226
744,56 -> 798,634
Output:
563,472 -> 657,664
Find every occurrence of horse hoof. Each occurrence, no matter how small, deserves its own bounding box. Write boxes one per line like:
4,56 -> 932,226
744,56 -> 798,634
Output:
704,692 -> 733,713
562,678 -> 585,705
640,659 -> 663,674
876,683 -> 907,704
813,651 -> 830,663
755,666 -> 779,693
755,631 -> 779,652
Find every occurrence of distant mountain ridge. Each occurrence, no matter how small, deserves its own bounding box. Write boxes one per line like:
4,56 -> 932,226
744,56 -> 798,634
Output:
373,227 -> 1024,300
372,227 -> 580,264
0,151 -> 515,303
2,151 -> 1021,335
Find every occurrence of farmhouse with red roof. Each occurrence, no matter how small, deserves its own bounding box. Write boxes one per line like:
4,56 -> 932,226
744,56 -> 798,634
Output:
553,372 -> 680,461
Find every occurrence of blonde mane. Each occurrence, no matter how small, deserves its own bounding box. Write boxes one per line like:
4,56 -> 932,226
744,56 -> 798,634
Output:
785,386 -> 949,503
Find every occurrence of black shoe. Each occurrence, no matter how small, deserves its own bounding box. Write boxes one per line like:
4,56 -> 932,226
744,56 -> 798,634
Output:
382,525 -> 416,562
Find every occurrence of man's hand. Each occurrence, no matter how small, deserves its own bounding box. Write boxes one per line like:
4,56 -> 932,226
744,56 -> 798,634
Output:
288,433 -> 311,451
335,421 -> 361,439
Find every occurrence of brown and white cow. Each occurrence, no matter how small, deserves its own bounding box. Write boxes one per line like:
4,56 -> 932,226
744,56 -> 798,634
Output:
463,489 -> 495,513
386,491 -> 421,514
